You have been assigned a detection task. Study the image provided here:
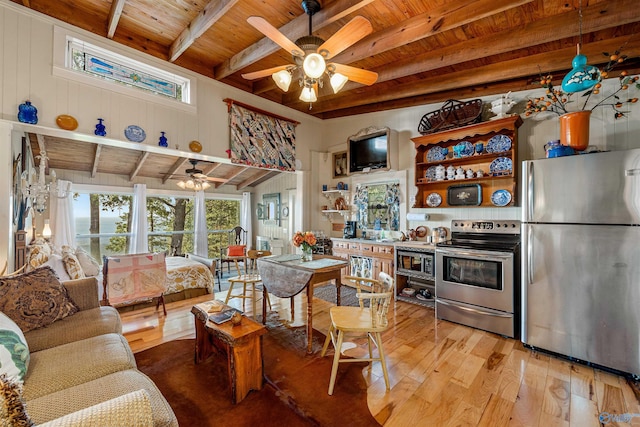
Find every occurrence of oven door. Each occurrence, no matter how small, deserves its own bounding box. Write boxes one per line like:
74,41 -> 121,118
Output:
436,247 -> 514,312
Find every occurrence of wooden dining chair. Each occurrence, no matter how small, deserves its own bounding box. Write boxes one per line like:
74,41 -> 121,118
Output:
321,272 -> 394,395
224,249 -> 272,319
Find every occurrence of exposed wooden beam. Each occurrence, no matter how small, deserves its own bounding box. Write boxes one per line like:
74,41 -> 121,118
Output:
169,0 -> 239,62
306,37 -> 640,114
214,167 -> 246,189
107,0 -> 126,39
200,162 -> 223,176
129,152 -> 150,181
21,0 -> 30,7
237,169 -> 272,189
162,157 -> 190,184
214,0 -> 375,80
91,145 -> 102,178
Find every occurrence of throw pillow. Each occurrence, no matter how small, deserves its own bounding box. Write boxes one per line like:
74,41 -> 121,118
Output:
24,243 -> 51,272
0,313 -> 29,384
41,254 -> 72,282
61,250 -> 86,280
0,374 -> 33,427
75,247 -> 101,277
0,267 -> 79,333
227,245 -> 246,257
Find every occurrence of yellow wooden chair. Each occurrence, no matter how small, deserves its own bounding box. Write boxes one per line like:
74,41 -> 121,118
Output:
321,272 -> 394,395
224,249 -> 272,319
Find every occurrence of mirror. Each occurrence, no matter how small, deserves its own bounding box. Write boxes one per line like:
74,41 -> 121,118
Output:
262,193 -> 280,225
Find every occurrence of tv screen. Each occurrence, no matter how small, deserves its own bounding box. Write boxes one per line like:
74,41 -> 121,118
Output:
348,131 -> 389,173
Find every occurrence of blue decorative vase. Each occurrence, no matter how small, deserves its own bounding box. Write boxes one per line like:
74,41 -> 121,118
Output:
94,118 -> 106,136
17,101 -> 38,124
158,131 -> 168,147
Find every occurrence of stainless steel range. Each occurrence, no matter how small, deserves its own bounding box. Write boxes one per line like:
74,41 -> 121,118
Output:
435,219 -> 521,338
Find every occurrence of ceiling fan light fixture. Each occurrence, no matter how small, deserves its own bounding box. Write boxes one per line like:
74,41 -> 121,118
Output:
303,53 -> 326,79
330,72 -> 348,93
299,85 -> 317,102
272,69 -> 292,92
176,181 -> 186,189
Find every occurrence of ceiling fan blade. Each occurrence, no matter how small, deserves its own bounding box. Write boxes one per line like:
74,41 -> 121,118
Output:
318,16 -> 372,60
193,173 -> 226,182
331,63 -> 378,86
242,65 -> 290,80
247,16 -> 303,57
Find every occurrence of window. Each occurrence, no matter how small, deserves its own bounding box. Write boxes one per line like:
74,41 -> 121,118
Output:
64,35 -> 191,103
74,191 -> 241,261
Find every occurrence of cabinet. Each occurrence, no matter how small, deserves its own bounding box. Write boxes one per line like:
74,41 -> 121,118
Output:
411,115 -> 522,208
394,244 -> 435,308
330,239 -> 394,279
321,189 -> 350,219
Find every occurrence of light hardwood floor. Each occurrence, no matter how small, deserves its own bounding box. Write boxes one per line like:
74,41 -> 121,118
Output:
121,290 -> 640,427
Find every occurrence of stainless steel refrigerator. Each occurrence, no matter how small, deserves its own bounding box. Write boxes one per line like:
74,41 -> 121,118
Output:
521,149 -> 640,376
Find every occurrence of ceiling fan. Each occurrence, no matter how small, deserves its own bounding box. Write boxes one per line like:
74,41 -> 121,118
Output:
241,0 -> 378,104
176,159 -> 225,190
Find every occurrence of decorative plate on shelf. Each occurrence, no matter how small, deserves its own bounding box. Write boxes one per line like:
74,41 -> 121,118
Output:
426,166 -> 437,180
189,140 -> 202,153
426,192 -> 442,207
455,140 -> 474,157
486,134 -> 512,153
489,157 -> 513,174
124,125 -> 146,142
491,189 -> 512,207
427,146 -> 446,162
55,114 -> 78,131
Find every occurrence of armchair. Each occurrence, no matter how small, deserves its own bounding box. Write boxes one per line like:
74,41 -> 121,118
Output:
219,226 -> 248,275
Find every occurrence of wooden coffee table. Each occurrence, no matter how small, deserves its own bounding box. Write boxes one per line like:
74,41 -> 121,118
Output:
191,302 -> 267,404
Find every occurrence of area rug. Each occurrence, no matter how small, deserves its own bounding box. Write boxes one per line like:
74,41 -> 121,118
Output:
313,283 -> 358,306
135,315 -> 379,427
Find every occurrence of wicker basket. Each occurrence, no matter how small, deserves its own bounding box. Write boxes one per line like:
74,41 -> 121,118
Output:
418,99 -> 483,135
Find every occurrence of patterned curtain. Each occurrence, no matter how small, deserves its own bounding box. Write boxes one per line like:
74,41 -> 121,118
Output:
386,183 -> 401,231
353,185 -> 368,231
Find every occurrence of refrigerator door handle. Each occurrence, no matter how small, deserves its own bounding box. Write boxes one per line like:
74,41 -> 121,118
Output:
625,169 -> 640,176
527,225 -> 533,285
527,162 -> 535,220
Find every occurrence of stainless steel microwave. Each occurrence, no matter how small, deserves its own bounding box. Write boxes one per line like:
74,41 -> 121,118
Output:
395,248 -> 435,280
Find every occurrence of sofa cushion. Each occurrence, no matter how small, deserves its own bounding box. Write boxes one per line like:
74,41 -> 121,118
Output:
37,389 -> 153,427
61,248 -> 85,280
23,306 -> 121,353
25,369 -> 178,427
0,267 -> 79,333
0,374 -> 32,427
0,313 -> 30,384
22,333 -> 135,401
74,247 -> 100,277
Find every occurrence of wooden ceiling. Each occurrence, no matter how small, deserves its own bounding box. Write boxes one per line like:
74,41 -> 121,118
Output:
10,0 -> 640,119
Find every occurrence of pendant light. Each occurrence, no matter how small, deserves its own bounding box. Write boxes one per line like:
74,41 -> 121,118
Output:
272,70 -> 292,91
299,85 -> 317,102
561,0 -> 600,93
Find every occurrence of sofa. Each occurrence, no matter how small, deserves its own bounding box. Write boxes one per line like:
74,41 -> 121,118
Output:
0,267 -> 178,426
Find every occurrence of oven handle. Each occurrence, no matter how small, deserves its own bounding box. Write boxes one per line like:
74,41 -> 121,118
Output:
437,299 -> 513,318
437,249 -> 513,261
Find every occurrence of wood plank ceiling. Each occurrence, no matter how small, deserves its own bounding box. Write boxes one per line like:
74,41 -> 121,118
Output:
12,0 -> 640,189
12,0 -> 640,120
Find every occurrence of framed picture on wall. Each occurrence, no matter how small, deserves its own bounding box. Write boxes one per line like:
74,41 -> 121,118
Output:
333,151 -> 347,179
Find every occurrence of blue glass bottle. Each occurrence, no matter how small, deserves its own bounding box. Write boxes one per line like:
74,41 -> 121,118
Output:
94,118 -> 106,136
158,131 -> 168,147
17,101 -> 38,124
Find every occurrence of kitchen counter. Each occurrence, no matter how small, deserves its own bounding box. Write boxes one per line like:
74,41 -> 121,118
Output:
394,241 -> 437,250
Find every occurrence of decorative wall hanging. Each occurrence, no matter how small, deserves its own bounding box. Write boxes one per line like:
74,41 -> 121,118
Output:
225,99 -> 298,171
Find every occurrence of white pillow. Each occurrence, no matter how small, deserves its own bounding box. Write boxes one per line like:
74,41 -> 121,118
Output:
75,247 -> 101,277
0,312 -> 30,384
41,253 -> 72,282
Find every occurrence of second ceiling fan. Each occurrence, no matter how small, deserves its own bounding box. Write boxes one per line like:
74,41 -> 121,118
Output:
241,0 -> 378,104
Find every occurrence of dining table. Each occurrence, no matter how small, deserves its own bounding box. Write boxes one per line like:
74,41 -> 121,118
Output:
257,254 -> 348,354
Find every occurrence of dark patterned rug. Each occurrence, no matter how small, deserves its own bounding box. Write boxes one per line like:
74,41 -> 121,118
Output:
135,314 -> 379,427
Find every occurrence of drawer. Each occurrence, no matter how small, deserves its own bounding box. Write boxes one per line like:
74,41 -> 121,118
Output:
372,245 -> 394,255
348,242 -> 361,251
359,244 -> 374,253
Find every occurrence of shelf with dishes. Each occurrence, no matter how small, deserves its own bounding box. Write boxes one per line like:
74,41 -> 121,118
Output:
411,115 -> 522,208
321,189 -> 350,219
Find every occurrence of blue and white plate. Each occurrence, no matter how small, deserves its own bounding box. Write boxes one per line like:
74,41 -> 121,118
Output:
456,141 -> 474,157
491,189 -> 512,207
124,125 -> 146,142
489,157 -> 513,174
426,166 -> 437,180
426,192 -> 442,207
486,134 -> 512,153
427,146 -> 447,162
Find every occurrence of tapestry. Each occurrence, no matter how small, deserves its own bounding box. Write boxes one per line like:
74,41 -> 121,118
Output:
229,103 -> 296,171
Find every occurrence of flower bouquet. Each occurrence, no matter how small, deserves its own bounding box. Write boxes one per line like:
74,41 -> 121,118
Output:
292,231 -> 317,261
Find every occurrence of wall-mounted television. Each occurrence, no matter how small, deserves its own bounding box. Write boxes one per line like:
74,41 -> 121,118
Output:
348,127 -> 392,174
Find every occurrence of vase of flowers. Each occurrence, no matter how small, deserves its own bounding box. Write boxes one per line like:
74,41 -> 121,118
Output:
524,49 -> 639,150
292,231 -> 317,262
